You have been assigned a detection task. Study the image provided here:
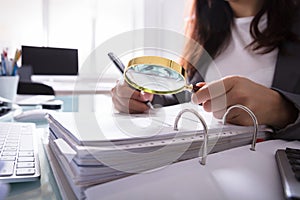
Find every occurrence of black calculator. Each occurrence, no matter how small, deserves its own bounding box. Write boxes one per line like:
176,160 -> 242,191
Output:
276,148 -> 300,200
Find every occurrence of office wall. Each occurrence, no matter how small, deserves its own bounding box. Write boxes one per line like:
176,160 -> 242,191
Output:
0,0 -> 44,57
0,0 -> 186,77
144,0 -> 185,33
0,0 -> 144,67
140,0 -> 186,62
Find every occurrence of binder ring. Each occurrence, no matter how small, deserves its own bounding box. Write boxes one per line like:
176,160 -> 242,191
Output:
222,104 -> 258,151
174,109 -> 208,165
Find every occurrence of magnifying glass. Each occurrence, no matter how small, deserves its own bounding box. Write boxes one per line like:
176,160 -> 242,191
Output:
124,56 -> 201,95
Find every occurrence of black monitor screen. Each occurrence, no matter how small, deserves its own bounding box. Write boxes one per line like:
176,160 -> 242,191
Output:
21,45 -> 78,75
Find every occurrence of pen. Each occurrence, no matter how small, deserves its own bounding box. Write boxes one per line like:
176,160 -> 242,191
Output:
11,49 -> 21,76
1,53 -> 6,76
108,52 -> 125,73
108,52 -> 154,109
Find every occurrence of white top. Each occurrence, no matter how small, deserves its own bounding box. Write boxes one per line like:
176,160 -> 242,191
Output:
205,15 -> 278,88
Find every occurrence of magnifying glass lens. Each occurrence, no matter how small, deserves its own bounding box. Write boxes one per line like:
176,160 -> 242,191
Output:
125,64 -> 186,94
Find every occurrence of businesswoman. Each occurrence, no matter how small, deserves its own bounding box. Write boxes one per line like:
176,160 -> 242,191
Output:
111,0 -> 300,140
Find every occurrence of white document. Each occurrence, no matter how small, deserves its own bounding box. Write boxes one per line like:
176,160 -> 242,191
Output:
48,102 -> 270,146
47,101 -> 276,200
85,140 -> 300,200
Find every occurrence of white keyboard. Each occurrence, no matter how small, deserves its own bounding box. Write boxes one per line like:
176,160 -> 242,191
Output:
0,122 -> 40,183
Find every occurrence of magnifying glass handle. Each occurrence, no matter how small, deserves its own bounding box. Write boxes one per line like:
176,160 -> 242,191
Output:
192,85 -> 202,93
192,82 -> 206,93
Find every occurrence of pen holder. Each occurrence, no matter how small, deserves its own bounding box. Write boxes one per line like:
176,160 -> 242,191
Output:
0,75 -> 19,102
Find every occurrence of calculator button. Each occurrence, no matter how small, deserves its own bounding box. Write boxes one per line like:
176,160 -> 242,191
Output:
292,165 -> 300,172
289,159 -> 300,165
286,153 -> 300,160
295,171 -> 300,181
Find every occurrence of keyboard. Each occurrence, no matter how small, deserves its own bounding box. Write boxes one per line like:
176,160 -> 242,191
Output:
0,122 -> 40,183
276,148 -> 300,200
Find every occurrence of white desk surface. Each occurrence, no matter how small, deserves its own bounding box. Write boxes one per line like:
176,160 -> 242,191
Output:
42,80 -> 114,95
85,139 -> 300,200
32,76 -> 117,95
4,94 -> 300,200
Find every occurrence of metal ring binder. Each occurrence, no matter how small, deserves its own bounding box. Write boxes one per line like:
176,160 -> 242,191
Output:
174,109 -> 208,165
222,104 -> 258,151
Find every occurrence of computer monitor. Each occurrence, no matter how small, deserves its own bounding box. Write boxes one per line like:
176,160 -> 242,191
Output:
21,45 -> 78,76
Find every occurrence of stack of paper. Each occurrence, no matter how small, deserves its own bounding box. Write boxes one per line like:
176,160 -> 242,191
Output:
45,103 -> 273,199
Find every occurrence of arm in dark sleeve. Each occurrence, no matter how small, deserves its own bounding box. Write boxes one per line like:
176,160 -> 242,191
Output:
151,64 -> 205,107
151,91 -> 192,107
271,89 -> 300,140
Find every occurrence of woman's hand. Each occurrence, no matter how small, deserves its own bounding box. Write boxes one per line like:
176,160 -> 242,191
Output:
111,79 -> 154,114
191,76 -> 298,128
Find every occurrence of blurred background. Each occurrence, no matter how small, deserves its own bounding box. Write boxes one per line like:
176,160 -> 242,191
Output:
0,0 -> 186,70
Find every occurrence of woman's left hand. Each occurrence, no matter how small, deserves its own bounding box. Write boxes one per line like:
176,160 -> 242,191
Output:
191,76 -> 298,128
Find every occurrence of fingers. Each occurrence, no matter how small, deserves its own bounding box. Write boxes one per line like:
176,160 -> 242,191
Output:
115,81 -> 149,102
192,76 -> 257,126
191,76 -> 237,105
112,95 -> 150,114
192,82 -> 206,92
193,76 -> 238,113
203,101 -> 254,125
202,94 -> 227,113
111,80 -> 153,114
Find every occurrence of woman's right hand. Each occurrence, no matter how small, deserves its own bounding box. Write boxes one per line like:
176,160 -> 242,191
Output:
111,79 -> 154,114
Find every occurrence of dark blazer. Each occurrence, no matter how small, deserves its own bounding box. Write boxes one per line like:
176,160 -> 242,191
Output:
152,10 -> 300,140
271,8 -> 300,140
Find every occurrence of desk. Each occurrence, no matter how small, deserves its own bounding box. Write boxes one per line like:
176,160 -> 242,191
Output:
3,94 -> 300,200
4,94 -> 113,199
32,76 -> 117,96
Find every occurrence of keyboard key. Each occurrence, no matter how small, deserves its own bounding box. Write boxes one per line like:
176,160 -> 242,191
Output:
0,162 -> 14,176
16,168 -> 35,176
19,136 -> 34,151
0,156 -> 16,161
18,157 -> 34,162
7,137 -> 19,141
2,152 -> 17,156
19,152 -> 34,157
17,162 -> 35,168
4,147 -> 17,151
5,143 -> 18,147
